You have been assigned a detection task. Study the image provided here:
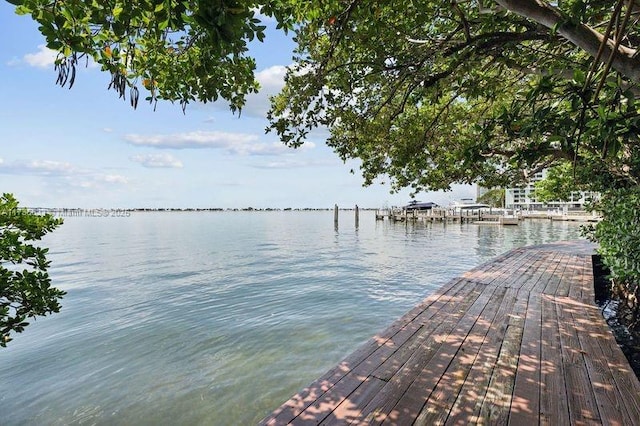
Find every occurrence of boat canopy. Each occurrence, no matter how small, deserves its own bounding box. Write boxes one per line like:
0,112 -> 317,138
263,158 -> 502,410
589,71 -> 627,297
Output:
405,201 -> 439,210
455,203 -> 492,210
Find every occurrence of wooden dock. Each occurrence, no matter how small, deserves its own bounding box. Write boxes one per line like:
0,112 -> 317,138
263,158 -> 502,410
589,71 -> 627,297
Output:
375,209 -> 601,224
375,208 -> 488,224
260,241 -> 640,425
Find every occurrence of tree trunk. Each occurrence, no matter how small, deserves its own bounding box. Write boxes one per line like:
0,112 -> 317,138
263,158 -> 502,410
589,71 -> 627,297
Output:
495,0 -> 640,82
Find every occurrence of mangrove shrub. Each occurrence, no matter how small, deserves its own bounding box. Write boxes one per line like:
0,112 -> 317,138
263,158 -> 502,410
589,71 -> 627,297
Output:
0,194 -> 65,347
587,188 -> 640,319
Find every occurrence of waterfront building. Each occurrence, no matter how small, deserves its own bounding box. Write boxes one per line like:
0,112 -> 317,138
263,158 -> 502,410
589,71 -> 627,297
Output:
503,170 -> 598,210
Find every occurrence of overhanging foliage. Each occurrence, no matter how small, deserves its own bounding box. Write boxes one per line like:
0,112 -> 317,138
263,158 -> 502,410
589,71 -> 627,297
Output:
0,194 -> 65,347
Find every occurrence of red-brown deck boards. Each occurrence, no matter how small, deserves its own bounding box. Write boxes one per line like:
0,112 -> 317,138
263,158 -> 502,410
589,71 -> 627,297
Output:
444,286 -> 520,425
259,241 -> 640,425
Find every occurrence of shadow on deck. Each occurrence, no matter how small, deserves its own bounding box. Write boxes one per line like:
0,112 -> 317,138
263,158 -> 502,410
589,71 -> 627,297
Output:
260,240 -> 640,425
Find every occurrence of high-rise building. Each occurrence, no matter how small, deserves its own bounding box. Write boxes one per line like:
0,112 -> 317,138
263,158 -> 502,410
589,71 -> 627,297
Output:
504,170 -> 598,210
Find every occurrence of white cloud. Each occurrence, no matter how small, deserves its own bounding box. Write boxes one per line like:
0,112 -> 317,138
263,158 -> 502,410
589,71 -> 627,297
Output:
102,175 -> 129,184
240,65 -> 289,118
23,45 -> 58,69
17,44 -> 99,69
251,156 -> 330,170
125,130 -> 257,149
254,160 -> 310,169
131,153 -> 184,168
0,158 -> 129,188
200,64 -> 289,118
124,130 -> 302,156
257,65 -> 288,90
0,159 -> 75,175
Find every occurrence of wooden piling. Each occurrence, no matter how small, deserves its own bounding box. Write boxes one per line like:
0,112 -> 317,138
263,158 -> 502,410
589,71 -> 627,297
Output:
355,205 -> 359,228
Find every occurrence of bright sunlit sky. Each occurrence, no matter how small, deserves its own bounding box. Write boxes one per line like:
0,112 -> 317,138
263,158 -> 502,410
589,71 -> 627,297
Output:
0,3 -> 475,209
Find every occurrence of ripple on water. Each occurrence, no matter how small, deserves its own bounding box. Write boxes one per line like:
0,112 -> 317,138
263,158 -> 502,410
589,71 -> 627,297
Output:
0,212 -> 585,425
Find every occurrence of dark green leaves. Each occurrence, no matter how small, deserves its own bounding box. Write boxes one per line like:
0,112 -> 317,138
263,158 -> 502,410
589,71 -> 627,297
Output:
586,188 -> 640,317
8,0 -> 283,113
1,194 -> 64,347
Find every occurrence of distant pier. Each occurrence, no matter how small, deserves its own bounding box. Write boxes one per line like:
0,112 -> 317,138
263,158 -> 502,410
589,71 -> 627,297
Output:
375,207 -> 512,224
375,208 -> 601,224
260,241 -> 640,425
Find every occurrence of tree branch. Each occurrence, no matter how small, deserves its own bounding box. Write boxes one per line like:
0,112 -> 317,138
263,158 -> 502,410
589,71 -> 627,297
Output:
495,0 -> 640,81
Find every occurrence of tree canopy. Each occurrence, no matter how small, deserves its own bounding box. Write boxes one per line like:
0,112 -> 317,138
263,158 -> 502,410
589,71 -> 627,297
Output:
268,0 -> 640,195
10,0 -> 640,325
10,0 -> 640,194
9,0 -> 300,111
477,188 -> 505,208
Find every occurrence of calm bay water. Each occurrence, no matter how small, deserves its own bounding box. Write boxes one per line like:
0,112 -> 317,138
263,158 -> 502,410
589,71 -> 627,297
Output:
0,211 -> 584,425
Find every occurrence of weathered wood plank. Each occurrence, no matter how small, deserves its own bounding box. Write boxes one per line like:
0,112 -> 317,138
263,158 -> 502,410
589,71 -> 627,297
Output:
260,277 -> 474,425
444,286 -> 519,425
492,250 -> 546,289
327,377 -> 387,426
508,292 -> 541,426
291,282 -> 484,424
539,252 -> 568,295
370,280 -> 480,382
520,250 -> 559,294
555,296 -> 601,424
540,295 -> 570,426
462,248 -> 532,287
580,255 -> 595,303
359,283 -> 492,424
564,255 -> 585,300
558,254 -> 583,298
413,286 -> 508,425
380,284 -> 501,424
573,302 -> 629,425
476,288 -> 528,424
583,301 -> 640,423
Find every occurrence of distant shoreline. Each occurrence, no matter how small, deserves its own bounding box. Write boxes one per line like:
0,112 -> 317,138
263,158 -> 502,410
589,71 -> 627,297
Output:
22,206 -> 378,217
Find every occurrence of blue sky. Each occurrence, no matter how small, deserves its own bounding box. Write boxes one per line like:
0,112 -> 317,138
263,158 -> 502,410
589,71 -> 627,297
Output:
0,3 -> 475,209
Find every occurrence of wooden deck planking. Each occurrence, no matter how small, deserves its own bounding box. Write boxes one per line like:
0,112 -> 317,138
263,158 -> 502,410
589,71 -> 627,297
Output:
444,286 -> 520,425
555,295 -> 601,424
573,301 -> 630,425
359,284 -> 492,424
476,288 -> 528,424
539,252 -> 568,296
369,280 -> 481,383
262,277 -> 479,425
508,291 -> 541,426
413,286 -> 508,425
381,284 -> 501,424
539,294 -> 570,426
582,302 -> 640,423
260,242 -> 640,425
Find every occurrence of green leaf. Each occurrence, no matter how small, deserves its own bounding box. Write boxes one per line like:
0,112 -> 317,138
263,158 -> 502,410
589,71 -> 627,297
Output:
14,5 -> 30,14
1,194 -> 65,347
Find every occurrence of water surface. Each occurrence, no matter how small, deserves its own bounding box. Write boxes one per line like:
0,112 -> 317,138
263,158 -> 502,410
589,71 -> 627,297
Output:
0,211 -> 583,424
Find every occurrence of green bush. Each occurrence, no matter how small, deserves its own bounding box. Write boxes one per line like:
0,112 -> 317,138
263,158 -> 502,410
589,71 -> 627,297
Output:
586,188 -> 640,315
1,194 -> 65,347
